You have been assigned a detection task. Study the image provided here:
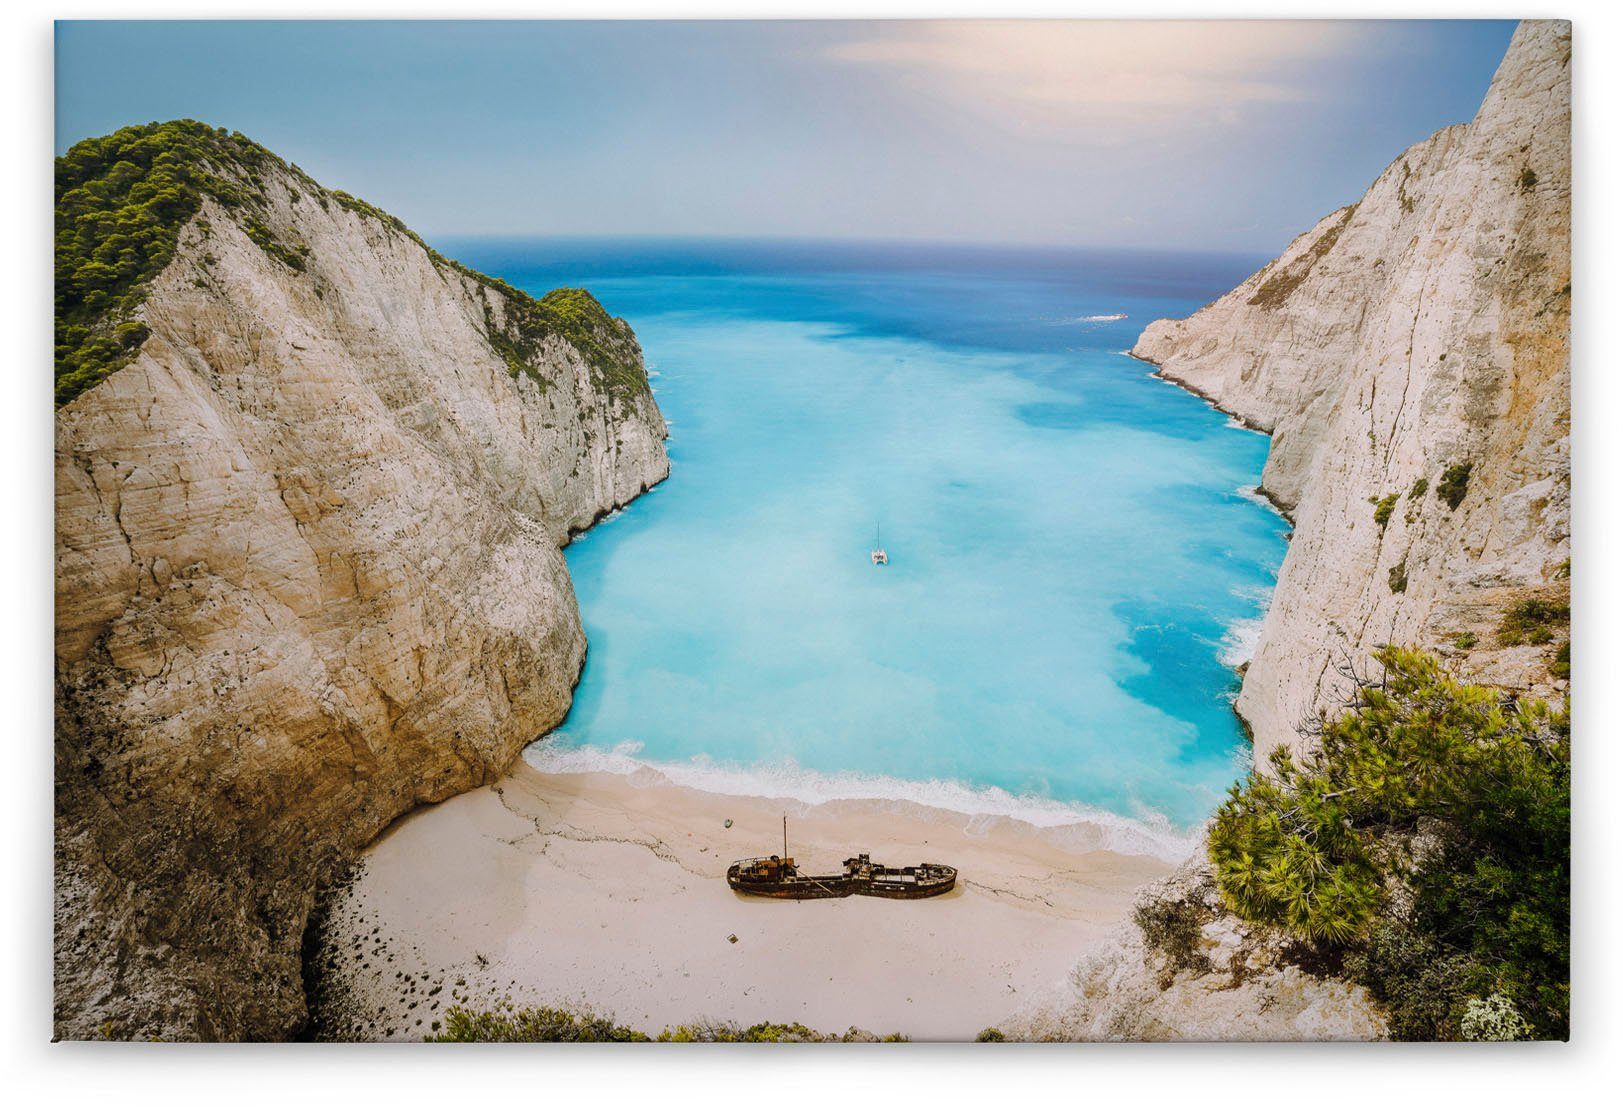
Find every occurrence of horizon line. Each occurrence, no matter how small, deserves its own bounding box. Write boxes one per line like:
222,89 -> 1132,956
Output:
423,230 -> 1277,261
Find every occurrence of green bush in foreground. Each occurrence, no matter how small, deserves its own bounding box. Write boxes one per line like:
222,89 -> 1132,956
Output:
1209,647 -> 1568,1040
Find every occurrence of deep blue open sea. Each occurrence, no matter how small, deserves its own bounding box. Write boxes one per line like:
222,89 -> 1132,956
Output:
440,238 -> 1282,857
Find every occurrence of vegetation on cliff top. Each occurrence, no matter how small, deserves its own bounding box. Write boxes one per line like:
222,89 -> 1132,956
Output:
322,185 -> 649,405
55,119 -> 649,410
476,282 -> 650,406
1208,647 -> 1569,1039
54,120 -> 310,405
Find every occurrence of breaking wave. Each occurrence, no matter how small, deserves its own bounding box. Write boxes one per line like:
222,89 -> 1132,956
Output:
1217,583 -> 1275,668
1235,484 -> 1287,519
1218,617 -> 1265,669
523,740 -> 1200,863
1076,312 -> 1128,322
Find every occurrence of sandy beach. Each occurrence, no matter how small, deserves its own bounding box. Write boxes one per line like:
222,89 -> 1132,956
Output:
309,760 -> 1177,1041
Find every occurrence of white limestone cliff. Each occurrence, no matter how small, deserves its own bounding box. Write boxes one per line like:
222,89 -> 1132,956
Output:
1043,21 -> 1574,1043
1133,20 -> 1571,759
54,153 -> 668,1040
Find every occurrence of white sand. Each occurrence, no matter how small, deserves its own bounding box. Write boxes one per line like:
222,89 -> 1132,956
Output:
312,762 -> 1175,1041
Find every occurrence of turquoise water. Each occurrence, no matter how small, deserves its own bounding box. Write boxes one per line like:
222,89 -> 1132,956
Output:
444,239 -> 1284,852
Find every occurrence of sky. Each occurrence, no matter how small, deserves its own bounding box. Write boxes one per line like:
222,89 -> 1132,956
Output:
55,19 -> 1517,253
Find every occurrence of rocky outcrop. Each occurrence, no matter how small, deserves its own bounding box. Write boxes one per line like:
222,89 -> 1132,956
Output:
1133,21 -> 1571,758
54,131 -> 668,1040
1013,862 -> 1386,1041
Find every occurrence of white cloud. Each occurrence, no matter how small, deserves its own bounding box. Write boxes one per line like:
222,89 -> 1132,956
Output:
827,20 -> 1370,129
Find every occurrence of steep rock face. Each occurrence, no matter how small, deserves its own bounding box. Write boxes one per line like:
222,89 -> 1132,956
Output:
54,140 -> 668,1040
1133,21 -> 1570,757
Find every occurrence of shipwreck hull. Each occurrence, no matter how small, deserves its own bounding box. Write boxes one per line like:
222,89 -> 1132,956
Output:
726,855 -> 957,900
727,877 -> 854,900
854,876 -> 957,900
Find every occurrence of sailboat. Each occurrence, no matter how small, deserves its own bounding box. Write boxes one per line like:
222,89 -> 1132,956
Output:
870,523 -> 889,566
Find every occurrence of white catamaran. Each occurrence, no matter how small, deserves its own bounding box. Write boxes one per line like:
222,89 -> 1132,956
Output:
871,524 -> 888,566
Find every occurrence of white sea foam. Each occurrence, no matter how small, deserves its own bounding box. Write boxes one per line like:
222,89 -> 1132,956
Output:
1234,484 -> 1288,520
1218,582 -> 1275,668
1218,617 -> 1265,669
1077,312 -> 1128,323
1142,367 -> 1271,437
523,740 -> 1200,863
566,506 -> 627,544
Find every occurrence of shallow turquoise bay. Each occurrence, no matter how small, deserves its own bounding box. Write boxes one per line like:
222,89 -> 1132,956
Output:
444,240 -> 1285,851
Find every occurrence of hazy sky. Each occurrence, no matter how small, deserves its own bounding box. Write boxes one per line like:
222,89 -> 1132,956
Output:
55,19 -> 1516,253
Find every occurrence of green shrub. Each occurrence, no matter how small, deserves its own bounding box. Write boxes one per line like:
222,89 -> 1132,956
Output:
1436,462 -> 1473,510
733,1021 -> 825,1043
1372,493 -> 1399,530
429,1005 -> 905,1043
428,1003 -> 649,1042
1459,993 -> 1534,1041
1388,560 -> 1408,594
1452,631 -> 1478,650
975,1027 -> 1007,1042
1343,919 -> 1471,1041
1209,758 -> 1381,945
1209,647 -> 1569,1039
1496,598 -> 1569,646
656,1020 -> 905,1042
1408,477 -> 1429,500
1134,893 -> 1213,978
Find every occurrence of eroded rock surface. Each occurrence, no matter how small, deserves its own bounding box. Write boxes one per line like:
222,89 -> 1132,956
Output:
1013,862 -> 1386,1042
1042,21 -> 1573,1042
55,154 -> 667,1040
1133,20 -> 1571,757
